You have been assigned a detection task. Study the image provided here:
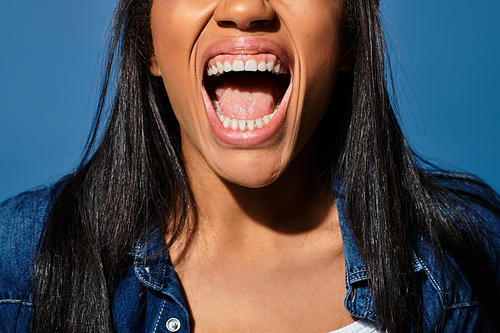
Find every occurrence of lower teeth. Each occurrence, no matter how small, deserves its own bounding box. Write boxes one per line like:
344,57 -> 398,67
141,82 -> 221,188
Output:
212,100 -> 280,131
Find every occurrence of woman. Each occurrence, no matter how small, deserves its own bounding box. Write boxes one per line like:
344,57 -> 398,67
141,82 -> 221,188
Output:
1,0 -> 499,332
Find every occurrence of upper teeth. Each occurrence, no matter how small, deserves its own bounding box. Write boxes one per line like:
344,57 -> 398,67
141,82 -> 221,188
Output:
207,59 -> 289,76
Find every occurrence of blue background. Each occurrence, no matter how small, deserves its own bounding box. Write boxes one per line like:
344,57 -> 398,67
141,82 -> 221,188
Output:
1,0 -> 499,201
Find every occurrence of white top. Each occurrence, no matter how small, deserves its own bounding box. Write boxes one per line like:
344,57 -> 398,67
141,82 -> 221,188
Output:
328,319 -> 381,333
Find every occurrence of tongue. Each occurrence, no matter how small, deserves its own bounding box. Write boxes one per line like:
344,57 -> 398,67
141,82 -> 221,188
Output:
215,75 -> 282,120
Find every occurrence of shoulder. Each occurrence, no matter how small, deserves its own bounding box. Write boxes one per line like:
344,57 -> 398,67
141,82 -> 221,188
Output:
430,172 -> 500,237
416,171 -> 500,330
423,171 -> 499,227
425,171 -> 500,269
0,181 -> 61,239
0,178 -> 67,330
0,179 -> 68,290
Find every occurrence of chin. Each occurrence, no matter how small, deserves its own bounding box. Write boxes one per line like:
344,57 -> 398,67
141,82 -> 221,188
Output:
223,174 -> 279,189
214,157 -> 287,189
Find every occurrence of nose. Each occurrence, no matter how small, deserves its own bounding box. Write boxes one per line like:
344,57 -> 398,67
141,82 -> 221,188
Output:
214,0 -> 275,31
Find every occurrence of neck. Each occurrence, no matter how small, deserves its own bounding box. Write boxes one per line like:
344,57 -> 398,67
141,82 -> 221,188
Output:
170,138 -> 338,265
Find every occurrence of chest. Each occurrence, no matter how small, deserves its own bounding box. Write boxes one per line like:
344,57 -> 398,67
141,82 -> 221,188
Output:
175,254 -> 355,332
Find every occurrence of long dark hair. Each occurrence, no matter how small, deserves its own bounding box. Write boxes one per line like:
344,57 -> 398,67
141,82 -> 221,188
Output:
30,0 -> 500,332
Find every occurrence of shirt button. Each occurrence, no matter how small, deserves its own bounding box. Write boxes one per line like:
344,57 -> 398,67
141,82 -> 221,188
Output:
166,318 -> 181,332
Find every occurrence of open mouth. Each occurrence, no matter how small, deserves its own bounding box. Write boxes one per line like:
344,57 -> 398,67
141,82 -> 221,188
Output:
203,54 -> 291,131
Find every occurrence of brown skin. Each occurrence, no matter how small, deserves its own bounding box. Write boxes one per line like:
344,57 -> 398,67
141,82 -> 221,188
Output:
150,0 -> 356,331
169,140 -> 356,332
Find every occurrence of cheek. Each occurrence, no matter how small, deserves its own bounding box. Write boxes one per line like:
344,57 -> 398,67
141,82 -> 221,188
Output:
292,4 -> 345,145
287,0 -> 345,76
151,3 -> 186,71
150,2 -> 203,142
304,10 -> 344,85
150,0 -> 215,73
150,1 -> 209,93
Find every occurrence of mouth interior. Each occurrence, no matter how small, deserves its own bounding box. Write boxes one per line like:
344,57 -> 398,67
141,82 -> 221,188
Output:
205,71 -> 290,121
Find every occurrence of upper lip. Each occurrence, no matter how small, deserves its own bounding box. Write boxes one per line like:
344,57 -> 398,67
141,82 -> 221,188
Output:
201,36 -> 292,76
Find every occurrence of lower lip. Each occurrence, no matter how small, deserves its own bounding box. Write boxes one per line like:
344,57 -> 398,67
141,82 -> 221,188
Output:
203,81 -> 292,146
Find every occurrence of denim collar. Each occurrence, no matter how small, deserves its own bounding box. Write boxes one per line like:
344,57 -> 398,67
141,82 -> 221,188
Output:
334,184 -> 424,284
133,230 -> 187,311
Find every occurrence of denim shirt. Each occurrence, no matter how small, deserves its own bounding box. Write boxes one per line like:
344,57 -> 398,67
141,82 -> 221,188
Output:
0,179 -> 498,332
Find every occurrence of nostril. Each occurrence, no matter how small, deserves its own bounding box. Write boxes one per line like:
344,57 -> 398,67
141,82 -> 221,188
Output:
217,17 -> 275,31
252,19 -> 274,26
217,20 -> 239,28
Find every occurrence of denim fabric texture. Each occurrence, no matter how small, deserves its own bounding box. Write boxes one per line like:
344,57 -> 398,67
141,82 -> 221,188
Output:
0,178 -> 498,332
